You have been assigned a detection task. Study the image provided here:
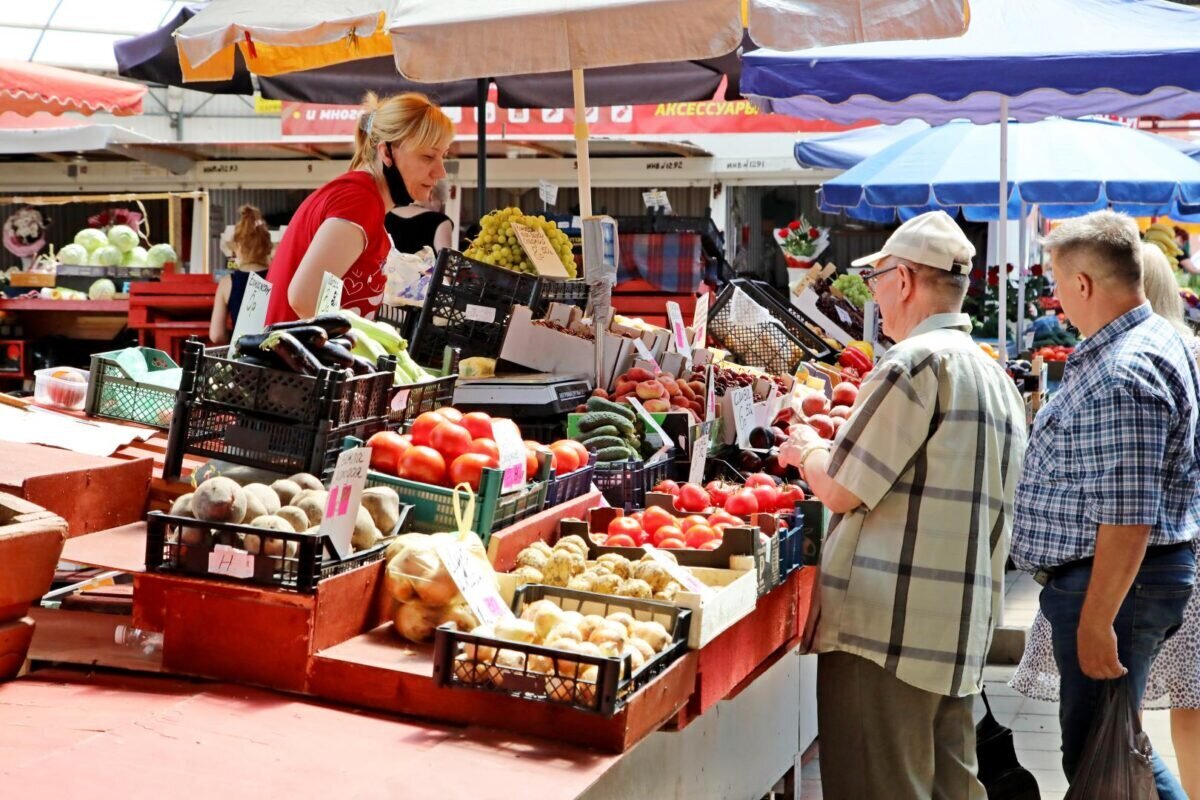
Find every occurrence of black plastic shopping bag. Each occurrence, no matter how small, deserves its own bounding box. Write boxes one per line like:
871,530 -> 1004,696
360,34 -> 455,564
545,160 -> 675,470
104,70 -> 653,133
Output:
976,689 -> 1040,799
1063,678 -> 1159,800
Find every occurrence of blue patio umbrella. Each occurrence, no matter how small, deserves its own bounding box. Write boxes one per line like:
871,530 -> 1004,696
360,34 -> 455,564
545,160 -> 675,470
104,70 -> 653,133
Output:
817,119 -> 1200,222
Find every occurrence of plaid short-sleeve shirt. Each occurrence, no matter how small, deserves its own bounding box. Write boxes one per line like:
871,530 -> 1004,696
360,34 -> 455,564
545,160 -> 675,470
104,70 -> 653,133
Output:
1011,304 -> 1200,570
816,313 -> 1028,697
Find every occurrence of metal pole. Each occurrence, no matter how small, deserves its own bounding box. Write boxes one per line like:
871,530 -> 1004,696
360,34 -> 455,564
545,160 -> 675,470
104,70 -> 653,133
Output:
475,78 -> 487,222
1017,202 -> 1028,352
997,103 -> 1009,359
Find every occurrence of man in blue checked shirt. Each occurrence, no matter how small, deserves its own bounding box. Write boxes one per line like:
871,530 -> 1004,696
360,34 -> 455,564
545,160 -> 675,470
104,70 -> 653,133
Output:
1012,210 -> 1200,799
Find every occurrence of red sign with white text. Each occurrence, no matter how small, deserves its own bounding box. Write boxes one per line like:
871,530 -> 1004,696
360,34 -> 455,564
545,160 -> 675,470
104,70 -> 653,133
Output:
282,97 -> 861,138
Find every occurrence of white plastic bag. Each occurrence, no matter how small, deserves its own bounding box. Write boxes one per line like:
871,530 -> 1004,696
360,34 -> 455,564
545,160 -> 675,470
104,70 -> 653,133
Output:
384,245 -> 436,306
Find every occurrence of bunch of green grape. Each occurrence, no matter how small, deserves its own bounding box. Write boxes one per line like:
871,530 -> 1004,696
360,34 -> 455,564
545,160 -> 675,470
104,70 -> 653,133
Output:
832,273 -> 873,309
463,207 -> 577,278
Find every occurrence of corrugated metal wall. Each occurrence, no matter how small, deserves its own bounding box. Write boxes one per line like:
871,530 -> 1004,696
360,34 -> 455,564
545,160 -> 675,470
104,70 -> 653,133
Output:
460,186 -> 712,221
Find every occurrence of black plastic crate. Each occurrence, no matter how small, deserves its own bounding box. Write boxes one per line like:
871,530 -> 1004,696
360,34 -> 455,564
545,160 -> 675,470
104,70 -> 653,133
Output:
144,507 -> 411,593
410,249 -> 542,366
532,279 -> 590,317
374,303 -> 421,342
545,453 -> 597,507
386,373 -> 457,429
162,340 -> 394,480
592,456 -> 672,512
431,585 -> 690,716
707,279 -> 835,375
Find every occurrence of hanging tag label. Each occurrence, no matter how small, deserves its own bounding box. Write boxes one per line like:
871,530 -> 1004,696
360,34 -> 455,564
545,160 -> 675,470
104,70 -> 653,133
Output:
627,397 -> 671,453
208,544 -> 255,579
642,190 -> 660,209
230,273 -> 271,346
691,292 -> 709,349
316,271 -> 343,314
633,338 -> 660,372
834,305 -> 853,326
465,304 -> 497,323
643,544 -> 713,597
319,446 -> 371,559
492,419 -> 527,492
512,221 -> 570,278
435,538 -> 514,625
729,385 -> 756,448
538,179 -> 558,206
666,301 -> 689,354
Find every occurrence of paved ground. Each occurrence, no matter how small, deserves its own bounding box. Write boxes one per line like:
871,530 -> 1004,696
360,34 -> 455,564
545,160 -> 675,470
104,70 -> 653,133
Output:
797,572 -> 1181,799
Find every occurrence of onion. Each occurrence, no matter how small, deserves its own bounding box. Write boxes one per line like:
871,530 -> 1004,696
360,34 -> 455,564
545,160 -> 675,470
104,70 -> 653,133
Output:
393,600 -> 443,643
440,601 -> 478,632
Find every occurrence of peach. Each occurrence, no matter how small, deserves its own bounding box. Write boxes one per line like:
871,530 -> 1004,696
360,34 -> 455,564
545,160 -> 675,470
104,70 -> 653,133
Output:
636,380 -> 667,400
800,392 -> 830,418
670,396 -> 690,408
831,382 -> 859,408
660,378 -> 682,397
830,417 -> 847,434
688,381 -> 706,394
626,367 -> 655,382
677,382 -> 696,401
591,388 -> 610,399
807,414 -> 835,440
614,379 -> 637,396
644,398 -> 671,413
829,406 -> 852,420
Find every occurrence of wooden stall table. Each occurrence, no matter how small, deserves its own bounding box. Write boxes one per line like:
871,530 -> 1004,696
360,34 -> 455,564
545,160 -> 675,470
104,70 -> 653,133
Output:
0,645 -> 804,800
0,298 -> 129,342
127,274 -> 217,364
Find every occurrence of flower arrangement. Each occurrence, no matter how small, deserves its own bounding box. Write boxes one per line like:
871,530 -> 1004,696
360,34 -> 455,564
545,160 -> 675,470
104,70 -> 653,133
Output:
965,263 -> 1056,338
2,208 -> 48,258
774,217 -> 830,268
88,207 -> 143,231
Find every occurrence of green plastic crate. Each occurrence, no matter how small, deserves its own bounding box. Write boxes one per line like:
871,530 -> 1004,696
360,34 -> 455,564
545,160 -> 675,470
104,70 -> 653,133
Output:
86,347 -> 181,429
364,451 -> 552,545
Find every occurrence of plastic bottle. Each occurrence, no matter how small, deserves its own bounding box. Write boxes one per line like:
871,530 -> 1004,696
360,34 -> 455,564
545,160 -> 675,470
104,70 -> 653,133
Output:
114,624 -> 163,658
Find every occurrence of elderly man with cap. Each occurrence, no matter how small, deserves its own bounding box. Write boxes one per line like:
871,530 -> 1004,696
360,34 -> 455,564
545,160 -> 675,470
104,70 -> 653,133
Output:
782,211 -> 1028,799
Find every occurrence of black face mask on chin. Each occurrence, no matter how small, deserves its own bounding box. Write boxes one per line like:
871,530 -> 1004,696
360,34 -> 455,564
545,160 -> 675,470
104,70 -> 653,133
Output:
381,147 -> 414,207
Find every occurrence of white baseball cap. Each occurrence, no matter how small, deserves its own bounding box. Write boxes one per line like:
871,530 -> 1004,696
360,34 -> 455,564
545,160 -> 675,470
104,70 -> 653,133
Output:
851,211 -> 976,274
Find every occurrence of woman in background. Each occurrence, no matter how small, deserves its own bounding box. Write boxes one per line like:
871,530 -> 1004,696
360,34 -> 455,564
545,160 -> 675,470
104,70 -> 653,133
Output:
208,204 -> 271,345
386,180 -> 453,254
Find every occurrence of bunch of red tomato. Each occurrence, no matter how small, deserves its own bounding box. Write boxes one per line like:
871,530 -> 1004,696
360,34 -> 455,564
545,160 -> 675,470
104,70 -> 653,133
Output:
651,475 -> 806,517
367,408 -> 591,492
1033,345 -> 1073,363
603,505 -> 748,550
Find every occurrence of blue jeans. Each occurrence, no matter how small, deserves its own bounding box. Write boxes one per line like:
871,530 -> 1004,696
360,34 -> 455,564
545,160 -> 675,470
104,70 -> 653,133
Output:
1039,543 -> 1195,800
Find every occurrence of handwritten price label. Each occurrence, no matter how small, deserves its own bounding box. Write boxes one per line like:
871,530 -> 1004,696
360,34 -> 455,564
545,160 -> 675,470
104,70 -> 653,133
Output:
633,338 -> 660,372
316,272 -> 343,314
538,179 -> 558,206
688,433 -> 709,486
230,273 -> 271,346
705,364 -> 717,422
492,419 -> 527,492
729,385 -> 756,448
512,221 -> 569,278
666,301 -> 689,354
318,446 -> 371,559
208,544 -> 255,579
692,292 -> 709,350
435,538 -> 514,626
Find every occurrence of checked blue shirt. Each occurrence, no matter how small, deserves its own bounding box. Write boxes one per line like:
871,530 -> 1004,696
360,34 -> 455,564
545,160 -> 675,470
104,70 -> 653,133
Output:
1012,304 -> 1200,570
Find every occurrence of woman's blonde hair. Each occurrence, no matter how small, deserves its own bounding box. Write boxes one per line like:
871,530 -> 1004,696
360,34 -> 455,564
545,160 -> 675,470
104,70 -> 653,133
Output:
232,204 -> 272,268
350,92 -> 455,179
1141,242 -> 1191,337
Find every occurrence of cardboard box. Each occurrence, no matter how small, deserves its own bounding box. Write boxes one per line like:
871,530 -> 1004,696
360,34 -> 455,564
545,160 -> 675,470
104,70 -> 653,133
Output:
499,304 -> 634,391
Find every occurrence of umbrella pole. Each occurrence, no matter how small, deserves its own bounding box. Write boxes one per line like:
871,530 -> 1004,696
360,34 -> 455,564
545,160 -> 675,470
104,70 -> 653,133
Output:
997,105 -> 1009,359
1017,202 -> 1028,352
573,68 -> 605,389
476,78 -> 488,222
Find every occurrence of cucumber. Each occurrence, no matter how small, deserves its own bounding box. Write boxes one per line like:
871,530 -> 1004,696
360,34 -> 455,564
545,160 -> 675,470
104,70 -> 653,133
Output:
586,396 -> 635,421
596,445 -> 634,462
578,425 -> 621,440
579,435 -> 625,452
579,411 -> 634,434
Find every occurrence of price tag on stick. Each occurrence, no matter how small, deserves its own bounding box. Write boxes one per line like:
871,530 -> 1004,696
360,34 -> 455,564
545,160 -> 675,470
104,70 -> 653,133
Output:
492,419 -> 528,492
688,433 -> 709,486
705,364 -> 717,422
229,273 -> 271,346
512,221 -> 570,278
632,338 -> 660,372
666,301 -> 689,354
316,271 -> 343,314
691,292 -> 709,349
319,446 -> 372,559
538,179 -> 558,206
627,396 -> 672,455
729,385 -> 756,449
435,538 -> 514,625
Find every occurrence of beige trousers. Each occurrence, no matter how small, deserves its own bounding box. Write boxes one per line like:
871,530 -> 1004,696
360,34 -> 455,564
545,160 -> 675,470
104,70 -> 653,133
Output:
817,651 -> 987,800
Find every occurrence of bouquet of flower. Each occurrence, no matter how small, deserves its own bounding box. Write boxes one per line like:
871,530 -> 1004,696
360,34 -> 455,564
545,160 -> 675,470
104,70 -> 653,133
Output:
774,217 -> 830,268
2,208 -> 48,258
87,208 -> 143,231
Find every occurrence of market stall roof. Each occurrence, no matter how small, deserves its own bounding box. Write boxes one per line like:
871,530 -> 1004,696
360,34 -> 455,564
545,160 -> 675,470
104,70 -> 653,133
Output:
795,119 -> 1200,170
0,58 -> 146,117
818,118 -> 1200,223
742,0 -> 1200,124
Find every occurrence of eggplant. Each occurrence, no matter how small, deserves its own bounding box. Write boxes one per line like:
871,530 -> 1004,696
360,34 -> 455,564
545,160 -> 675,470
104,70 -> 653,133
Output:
329,336 -> 354,350
236,326 -> 325,355
258,331 -> 323,375
311,340 -> 356,370
348,354 -> 377,376
267,312 -> 352,338
234,353 -> 281,370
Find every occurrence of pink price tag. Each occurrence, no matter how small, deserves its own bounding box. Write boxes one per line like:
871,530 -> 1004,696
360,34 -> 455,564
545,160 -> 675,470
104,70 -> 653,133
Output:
491,419 -> 527,492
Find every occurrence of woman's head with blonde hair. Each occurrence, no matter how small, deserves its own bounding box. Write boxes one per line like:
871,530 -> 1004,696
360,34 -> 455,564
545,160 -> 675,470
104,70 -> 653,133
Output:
1140,242 -> 1190,337
350,92 -> 454,206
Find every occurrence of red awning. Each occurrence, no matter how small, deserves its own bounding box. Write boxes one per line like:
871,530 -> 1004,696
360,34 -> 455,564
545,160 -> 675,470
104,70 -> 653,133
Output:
0,59 -> 146,117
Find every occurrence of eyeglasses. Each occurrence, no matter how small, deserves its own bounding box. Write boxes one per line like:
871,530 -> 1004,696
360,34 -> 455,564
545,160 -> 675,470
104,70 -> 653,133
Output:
862,264 -> 901,288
